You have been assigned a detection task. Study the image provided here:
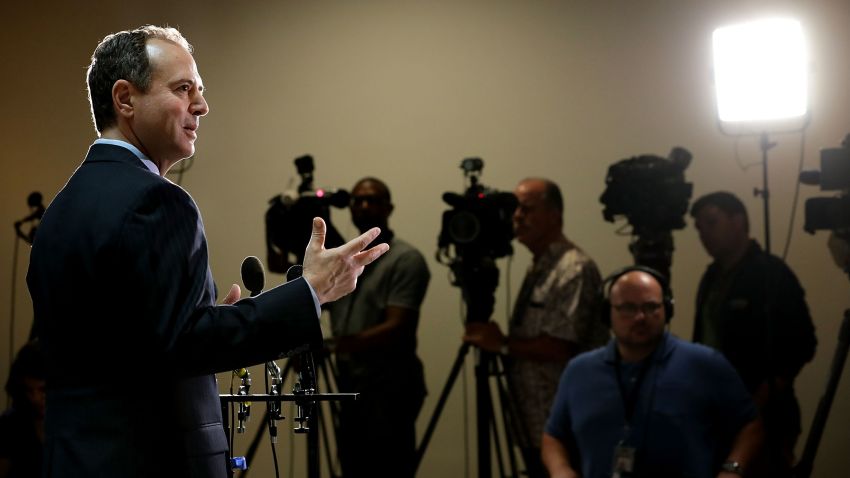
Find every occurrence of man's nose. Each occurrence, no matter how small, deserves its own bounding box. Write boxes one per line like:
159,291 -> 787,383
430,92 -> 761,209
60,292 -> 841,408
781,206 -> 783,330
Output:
192,93 -> 209,116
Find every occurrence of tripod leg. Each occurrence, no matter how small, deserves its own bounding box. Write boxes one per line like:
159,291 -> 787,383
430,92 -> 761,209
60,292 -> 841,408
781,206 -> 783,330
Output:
794,310 -> 850,478
493,365 -> 519,477
486,384 -> 507,478
414,342 -> 472,471
475,349 -> 493,478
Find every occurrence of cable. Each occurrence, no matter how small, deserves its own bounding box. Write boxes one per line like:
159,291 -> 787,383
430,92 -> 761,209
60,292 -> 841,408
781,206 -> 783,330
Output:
462,347 -> 470,478
733,135 -> 763,171
781,130 -> 808,260
505,255 -> 513,322
7,234 -> 20,408
272,440 -> 281,478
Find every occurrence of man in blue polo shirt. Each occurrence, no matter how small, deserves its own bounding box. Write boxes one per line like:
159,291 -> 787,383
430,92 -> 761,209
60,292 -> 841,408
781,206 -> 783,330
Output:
542,266 -> 762,478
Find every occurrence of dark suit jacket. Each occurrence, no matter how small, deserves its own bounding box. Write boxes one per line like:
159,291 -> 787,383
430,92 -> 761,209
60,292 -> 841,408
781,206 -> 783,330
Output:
27,144 -> 322,477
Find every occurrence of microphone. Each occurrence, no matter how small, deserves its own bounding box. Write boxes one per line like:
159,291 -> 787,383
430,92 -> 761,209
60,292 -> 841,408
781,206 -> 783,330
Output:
241,256 -> 265,297
14,191 -> 45,245
235,256 -> 266,433
286,264 -> 303,283
282,263 -> 317,434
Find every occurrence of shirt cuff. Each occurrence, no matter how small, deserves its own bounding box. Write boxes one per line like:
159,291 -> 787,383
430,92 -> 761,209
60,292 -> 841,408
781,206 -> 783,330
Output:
301,277 -> 322,318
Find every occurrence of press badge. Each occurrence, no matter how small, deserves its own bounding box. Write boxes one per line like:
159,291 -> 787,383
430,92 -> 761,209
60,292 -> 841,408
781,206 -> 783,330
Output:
611,443 -> 635,478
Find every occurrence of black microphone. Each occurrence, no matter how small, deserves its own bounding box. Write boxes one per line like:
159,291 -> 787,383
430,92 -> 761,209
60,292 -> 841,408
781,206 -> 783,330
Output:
241,256 -> 265,297
282,263 -> 317,433
285,264 -> 303,283
14,192 -> 45,245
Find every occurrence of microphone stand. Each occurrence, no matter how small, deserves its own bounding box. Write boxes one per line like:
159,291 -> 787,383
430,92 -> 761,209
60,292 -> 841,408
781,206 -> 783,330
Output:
8,196 -> 44,406
228,259 -> 355,478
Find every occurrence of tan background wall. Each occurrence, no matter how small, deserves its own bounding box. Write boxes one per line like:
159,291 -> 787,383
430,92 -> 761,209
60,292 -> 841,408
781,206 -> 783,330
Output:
2,0 -> 848,476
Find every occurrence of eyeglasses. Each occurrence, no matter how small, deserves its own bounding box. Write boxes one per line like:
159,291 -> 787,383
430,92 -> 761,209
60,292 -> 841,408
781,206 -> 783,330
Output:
612,302 -> 663,317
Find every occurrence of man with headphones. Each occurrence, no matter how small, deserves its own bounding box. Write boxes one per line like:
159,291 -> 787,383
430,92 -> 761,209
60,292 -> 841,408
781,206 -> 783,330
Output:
541,266 -> 762,478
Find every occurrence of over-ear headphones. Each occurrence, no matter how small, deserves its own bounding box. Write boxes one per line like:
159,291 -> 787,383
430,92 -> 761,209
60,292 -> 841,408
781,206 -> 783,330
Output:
599,265 -> 674,326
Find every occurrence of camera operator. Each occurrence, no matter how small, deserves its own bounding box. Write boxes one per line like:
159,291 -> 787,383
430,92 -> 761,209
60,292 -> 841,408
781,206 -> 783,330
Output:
463,178 -> 608,476
326,177 -> 430,478
690,191 -> 817,477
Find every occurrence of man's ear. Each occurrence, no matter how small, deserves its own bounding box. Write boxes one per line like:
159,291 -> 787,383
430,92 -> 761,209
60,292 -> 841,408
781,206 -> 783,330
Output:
112,79 -> 134,119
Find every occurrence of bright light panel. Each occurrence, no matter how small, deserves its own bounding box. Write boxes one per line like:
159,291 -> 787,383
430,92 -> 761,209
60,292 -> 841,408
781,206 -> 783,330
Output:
713,18 -> 808,123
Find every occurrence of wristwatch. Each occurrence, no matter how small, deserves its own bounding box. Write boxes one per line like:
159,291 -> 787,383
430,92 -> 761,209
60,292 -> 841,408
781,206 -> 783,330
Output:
720,461 -> 743,475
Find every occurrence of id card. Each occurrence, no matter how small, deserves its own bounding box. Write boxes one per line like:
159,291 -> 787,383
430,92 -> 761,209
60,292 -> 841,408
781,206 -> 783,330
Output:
611,444 -> 635,478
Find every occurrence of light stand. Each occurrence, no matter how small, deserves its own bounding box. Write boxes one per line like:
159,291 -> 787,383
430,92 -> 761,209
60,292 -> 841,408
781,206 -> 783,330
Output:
713,17 -> 810,254
756,132 -> 777,254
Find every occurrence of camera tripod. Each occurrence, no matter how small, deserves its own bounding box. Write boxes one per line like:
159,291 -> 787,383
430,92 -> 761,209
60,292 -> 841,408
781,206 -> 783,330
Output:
793,309 -> 850,478
415,257 -> 531,478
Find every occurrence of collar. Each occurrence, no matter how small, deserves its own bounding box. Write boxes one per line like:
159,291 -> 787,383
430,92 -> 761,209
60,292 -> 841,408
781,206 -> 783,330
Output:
603,331 -> 675,365
531,237 -> 574,271
93,138 -> 159,175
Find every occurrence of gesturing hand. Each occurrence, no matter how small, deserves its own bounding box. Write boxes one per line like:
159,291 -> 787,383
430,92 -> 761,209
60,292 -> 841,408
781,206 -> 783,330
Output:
302,217 -> 390,304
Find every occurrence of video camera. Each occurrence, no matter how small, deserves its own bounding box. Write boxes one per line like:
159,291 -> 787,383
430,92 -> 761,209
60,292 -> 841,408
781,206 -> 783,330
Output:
599,147 -> 693,279
800,134 -> 850,233
437,158 -> 517,263
600,147 -> 693,234
265,155 -> 348,273
437,158 -> 517,323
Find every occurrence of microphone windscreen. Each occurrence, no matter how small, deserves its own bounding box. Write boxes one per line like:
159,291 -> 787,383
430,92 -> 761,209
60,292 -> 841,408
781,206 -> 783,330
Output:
241,256 -> 265,296
286,265 -> 303,282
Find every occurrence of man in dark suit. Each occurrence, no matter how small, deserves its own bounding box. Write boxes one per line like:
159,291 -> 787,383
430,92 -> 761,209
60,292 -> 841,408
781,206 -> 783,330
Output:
26,25 -> 388,477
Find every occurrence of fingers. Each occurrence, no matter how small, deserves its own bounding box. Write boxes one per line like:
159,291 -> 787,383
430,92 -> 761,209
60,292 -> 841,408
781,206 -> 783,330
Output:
222,283 -> 241,305
307,217 -> 327,252
339,226 -> 382,255
351,243 -> 390,267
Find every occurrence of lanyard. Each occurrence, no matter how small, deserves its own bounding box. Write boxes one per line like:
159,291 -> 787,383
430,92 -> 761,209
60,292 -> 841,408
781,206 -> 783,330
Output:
614,350 -> 653,425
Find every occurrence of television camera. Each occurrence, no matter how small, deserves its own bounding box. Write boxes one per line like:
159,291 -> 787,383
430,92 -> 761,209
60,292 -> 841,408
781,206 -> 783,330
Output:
437,157 -> 517,323
265,155 -> 349,274
800,133 -> 850,234
599,147 -> 693,279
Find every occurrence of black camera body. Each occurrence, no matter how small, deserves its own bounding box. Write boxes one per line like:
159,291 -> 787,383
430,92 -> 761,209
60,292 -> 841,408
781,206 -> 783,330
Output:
438,158 -> 517,261
801,135 -> 850,233
265,155 -> 348,273
599,147 -> 693,234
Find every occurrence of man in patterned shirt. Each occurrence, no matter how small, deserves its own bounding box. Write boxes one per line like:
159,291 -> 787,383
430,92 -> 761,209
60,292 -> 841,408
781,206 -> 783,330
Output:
463,178 -> 609,477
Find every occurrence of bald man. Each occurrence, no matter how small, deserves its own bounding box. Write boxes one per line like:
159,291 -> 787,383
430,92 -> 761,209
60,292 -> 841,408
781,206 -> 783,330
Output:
543,267 -> 762,478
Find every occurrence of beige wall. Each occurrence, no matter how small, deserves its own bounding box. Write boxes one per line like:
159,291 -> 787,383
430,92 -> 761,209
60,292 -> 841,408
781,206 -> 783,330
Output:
2,0 -> 849,476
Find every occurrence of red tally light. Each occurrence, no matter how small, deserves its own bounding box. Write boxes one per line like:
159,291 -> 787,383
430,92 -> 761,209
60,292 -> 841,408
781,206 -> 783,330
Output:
477,193 -> 485,199
316,189 -> 325,198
